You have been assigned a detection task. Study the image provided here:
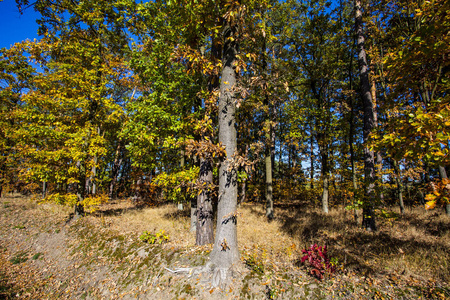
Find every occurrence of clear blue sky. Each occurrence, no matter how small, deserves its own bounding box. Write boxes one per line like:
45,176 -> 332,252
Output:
0,0 -> 40,49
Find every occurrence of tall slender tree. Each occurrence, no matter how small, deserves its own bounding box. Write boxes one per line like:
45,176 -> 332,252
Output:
355,0 -> 376,231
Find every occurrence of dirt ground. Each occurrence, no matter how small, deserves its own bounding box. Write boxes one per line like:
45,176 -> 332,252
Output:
0,194 -> 449,299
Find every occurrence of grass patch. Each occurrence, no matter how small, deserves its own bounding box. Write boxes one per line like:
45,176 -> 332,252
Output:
10,251 -> 28,265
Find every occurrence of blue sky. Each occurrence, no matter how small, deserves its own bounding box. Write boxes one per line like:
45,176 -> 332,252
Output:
0,0 -> 40,49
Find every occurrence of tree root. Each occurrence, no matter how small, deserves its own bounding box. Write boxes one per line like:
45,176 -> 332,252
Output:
163,262 -> 243,288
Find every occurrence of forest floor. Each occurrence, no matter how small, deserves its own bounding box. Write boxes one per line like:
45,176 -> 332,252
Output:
0,194 -> 449,299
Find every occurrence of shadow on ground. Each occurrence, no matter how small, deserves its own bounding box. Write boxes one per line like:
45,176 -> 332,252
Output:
248,200 -> 450,280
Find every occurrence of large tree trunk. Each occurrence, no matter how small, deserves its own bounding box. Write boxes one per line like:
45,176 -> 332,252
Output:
196,157 -> 214,245
195,37 -> 221,240
356,0 -> 376,231
208,13 -> 240,284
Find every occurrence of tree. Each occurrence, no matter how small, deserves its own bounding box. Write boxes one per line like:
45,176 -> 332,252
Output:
0,43 -> 35,197
207,0 -> 242,285
280,0 -> 345,213
372,0 -> 450,215
355,0 -> 376,231
14,0 -> 132,214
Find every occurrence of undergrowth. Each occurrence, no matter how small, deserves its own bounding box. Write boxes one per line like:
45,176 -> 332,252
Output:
139,230 -> 170,244
300,244 -> 335,280
2,195 -> 450,299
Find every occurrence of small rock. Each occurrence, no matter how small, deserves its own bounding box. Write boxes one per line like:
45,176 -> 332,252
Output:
307,283 -> 318,289
137,249 -> 148,258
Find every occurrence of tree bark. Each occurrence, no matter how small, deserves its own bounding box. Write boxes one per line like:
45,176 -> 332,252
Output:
42,181 -> 47,199
350,96 -> 358,221
347,34 -> 358,221
318,135 -> 329,214
134,177 -> 142,202
371,69 -> 384,203
208,14 -> 240,282
356,0 -> 376,231
196,157 -> 214,245
179,149 -> 186,211
265,145 -> 274,219
439,165 -> 448,180
263,98 -> 274,219
190,198 -> 197,232
195,36 -> 221,240
322,174 -> 329,213
240,176 -> 246,204
262,27 -> 274,220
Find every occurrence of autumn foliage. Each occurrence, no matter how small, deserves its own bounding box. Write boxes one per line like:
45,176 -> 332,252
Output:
301,244 -> 335,280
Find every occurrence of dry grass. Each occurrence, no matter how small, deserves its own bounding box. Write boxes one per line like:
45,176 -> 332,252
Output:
94,198 -> 450,286
104,202 -> 196,247
2,194 -> 449,298
268,202 -> 450,283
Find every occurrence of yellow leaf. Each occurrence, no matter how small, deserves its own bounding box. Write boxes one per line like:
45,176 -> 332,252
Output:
425,200 -> 436,210
425,193 -> 436,201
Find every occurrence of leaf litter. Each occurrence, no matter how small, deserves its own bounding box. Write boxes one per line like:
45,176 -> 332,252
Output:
0,194 -> 449,299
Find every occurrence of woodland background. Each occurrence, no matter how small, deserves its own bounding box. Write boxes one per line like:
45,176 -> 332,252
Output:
0,0 -> 450,296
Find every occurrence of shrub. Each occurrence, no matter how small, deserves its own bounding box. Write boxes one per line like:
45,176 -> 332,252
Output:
81,193 -> 109,213
242,246 -> 266,276
43,193 -> 109,213
44,193 -> 78,206
139,230 -> 169,244
301,244 -> 335,280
